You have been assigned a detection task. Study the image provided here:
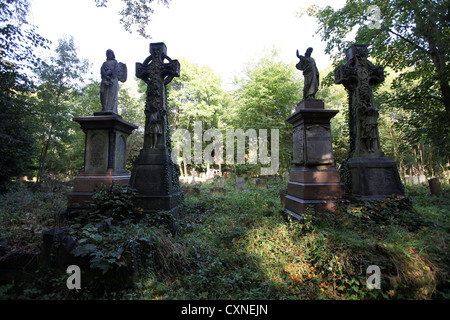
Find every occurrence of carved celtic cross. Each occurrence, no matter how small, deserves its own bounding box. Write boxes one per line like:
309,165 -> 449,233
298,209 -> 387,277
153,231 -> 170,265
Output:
136,42 -> 180,149
335,44 -> 384,158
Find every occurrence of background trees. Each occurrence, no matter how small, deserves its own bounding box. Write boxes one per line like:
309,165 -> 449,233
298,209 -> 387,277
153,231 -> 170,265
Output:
165,58 -> 229,176
33,36 -> 90,183
94,0 -> 171,39
230,49 -> 301,174
0,0 -> 48,190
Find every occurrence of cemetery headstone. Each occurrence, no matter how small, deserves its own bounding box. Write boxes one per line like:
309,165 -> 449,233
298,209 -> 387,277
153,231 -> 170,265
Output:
210,187 -> 226,196
216,177 -> 226,187
335,44 -> 404,201
129,42 -> 183,217
255,178 -> 267,188
235,177 -> 247,191
428,177 -> 441,196
283,47 -> 344,220
67,50 -> 137,211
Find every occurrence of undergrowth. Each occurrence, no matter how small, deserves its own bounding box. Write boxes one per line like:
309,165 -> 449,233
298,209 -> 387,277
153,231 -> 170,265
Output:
129,180 -> 449,300
0,179 -> 449,300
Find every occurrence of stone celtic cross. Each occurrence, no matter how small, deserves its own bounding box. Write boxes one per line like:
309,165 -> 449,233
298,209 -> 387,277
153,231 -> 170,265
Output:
136,42 -> 180,149
335,44 -> 384,158
130,42 -> 183,217
334,44 -> 404,201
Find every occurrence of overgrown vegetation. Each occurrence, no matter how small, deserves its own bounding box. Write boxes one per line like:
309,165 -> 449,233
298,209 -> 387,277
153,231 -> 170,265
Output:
1,178 -> 448,300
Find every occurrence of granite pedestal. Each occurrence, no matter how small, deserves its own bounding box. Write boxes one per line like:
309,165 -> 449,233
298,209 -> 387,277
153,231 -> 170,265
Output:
283,99 -> 344,220
67,114 -> 138,210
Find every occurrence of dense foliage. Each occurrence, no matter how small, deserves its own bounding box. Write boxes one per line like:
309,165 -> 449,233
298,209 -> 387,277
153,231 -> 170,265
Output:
0,179 -> 448,299
0,0 -> 48,190
94,0 -> 171,39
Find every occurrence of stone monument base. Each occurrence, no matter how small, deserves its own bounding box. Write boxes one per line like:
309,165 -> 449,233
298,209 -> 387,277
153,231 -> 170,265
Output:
343,157 -> 405,201
130,148 -> 182,217
67,114 -> 137,211
283,165 -> 344,220
67,170 -> 131,209
282,99 -> 344,220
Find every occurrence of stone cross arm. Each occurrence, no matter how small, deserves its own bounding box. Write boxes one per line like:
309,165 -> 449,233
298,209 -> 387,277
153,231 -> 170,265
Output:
334,44 -> 384,87
135,42 -> 180,85
161,58 -> 180,85
135,59 -> 180,85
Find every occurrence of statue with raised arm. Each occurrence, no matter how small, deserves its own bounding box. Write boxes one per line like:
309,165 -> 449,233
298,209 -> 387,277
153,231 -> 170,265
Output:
100,49 -> 127,114
296,47 -> 319,100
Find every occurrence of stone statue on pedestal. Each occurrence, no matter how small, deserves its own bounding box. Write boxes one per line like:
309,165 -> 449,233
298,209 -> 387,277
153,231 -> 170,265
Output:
100,49 -> 127,114
296,47 -> 320,100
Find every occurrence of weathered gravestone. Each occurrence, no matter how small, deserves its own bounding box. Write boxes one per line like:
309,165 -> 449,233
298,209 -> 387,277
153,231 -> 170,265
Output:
334,44 -> 405,201
215,177 -> 226,187
210,187 -> 226,196
428,177 -> 441,196
235,177 -> 247,191
67,50 -> 137,210
129,42 -> 183,216
283,47 -> 344,220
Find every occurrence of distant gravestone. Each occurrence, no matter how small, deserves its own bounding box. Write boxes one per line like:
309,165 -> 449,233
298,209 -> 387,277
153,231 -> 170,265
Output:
256,178 -> 267,188
428,177 -> 441,196
182,185 -> 200,196
404,176 -> 413,185
235,177 -> 247,191
216,177 -> 226,187
210,187 -> 226,196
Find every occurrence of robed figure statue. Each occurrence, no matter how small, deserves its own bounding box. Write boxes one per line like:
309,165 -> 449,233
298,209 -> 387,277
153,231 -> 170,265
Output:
100,49 -> 127,114
296,47 -> 319,100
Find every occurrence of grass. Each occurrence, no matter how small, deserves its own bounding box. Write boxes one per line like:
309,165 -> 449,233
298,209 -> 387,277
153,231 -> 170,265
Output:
0,178 -> 449,300
128,180 -> 449,300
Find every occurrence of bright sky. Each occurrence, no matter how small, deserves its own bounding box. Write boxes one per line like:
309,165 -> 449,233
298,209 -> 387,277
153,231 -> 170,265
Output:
29,0 -> 346,91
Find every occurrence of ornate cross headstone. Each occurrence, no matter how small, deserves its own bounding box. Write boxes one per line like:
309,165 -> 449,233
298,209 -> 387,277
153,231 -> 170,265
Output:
136,43 -> 180,149
335,44 -> 404,200
335,44 -> 384,158
130,42 -> 183,217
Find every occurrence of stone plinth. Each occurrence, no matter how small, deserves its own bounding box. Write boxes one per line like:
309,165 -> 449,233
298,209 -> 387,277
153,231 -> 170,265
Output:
129,147 -> 182,216
283,99 -> 344,220
67,114 -> 138,210
343,157 -> 405,201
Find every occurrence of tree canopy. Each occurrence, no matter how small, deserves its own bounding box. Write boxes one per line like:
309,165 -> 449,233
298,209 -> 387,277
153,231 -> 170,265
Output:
94,0 -> 171,39
0,0 -> 49,189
